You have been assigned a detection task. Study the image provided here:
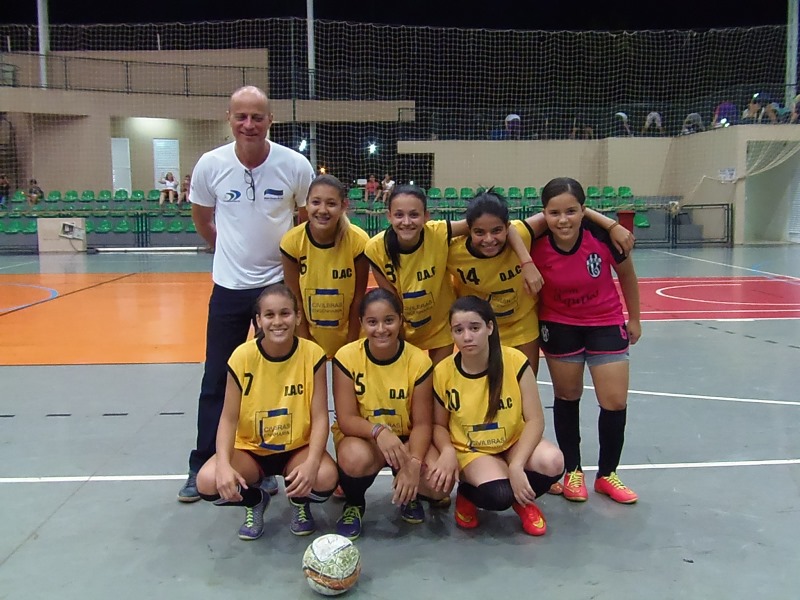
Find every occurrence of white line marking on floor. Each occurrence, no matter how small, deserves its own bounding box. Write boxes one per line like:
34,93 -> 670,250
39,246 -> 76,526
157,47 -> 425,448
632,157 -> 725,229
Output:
2,459 -> 798,483
536,380 -> 800,406
652,251 -> 800,281
0,261 -> 38,272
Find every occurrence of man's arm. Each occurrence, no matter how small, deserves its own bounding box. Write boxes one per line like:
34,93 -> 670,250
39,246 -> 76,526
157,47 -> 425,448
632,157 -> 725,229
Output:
192,204 -> 216,249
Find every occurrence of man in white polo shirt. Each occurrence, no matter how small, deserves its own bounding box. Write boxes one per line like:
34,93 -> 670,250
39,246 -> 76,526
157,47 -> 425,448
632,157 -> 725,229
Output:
178,86 -> 315,502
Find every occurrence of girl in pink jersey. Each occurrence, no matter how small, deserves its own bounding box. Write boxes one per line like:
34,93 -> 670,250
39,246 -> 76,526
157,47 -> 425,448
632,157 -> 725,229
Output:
531,177 -> 641,504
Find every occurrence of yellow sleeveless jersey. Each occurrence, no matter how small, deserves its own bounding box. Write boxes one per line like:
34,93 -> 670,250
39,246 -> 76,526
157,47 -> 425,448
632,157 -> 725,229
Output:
331,338 -> 432,441
365,220 -> 455,350
446,220 -> 538,347
433,346 -> 530,469
280,222 -> 369,358
228,336 -> 327,456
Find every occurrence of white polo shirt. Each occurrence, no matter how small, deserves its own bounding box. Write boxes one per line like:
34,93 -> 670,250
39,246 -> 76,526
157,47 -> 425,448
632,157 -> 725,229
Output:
191,141 -> 315,289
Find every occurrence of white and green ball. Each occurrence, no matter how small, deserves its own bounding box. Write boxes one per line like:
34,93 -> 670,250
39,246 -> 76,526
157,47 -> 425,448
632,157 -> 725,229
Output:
302,534 -> 361,596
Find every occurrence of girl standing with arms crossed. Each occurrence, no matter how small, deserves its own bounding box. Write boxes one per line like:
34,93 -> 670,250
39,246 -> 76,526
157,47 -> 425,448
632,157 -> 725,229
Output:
195,285 -> 338,539
429,296 -> 564,535
531,177 -> 641,504
280,174 -> 370,360
331,289 -> 444,539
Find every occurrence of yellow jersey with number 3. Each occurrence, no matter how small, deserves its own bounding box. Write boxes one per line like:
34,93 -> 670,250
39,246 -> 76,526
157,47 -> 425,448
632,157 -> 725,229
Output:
228,336 -> 326,456
365,220 -> 455,350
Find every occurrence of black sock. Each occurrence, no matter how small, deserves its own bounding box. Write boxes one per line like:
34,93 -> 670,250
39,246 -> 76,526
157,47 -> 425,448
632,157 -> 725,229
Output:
291,488 -> 335,505
598,407 -> 627,477
553,397 -> 582,472
200,486 -> 263,508
525,469 -> 564,498
337,466 -> 378,508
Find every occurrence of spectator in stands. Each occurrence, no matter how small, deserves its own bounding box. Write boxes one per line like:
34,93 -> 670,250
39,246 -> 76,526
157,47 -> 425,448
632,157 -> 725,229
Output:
740,93 -> 780,124
642,111 -> 665,135
0,174 -> 9,208
365,174 -> 379,204
26,178 -> 43,207
490,114 -> 523,140
377,174 -> 395,205
613,112 -> 633,137
159,172 -> 179,205
712,100 -> 738,128
570,114 -> 594,140
681,113 -> 705,135
180,174 -> 191,204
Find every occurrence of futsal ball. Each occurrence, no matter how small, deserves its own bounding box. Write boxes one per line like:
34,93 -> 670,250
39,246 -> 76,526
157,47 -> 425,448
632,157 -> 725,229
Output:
302,534 -> 361,596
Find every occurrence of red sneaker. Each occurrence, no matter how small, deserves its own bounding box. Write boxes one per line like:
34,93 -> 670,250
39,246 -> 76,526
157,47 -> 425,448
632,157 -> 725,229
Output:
512,502 -> 547,536
594,472 -> 638,504
562,469 -> 588,502
454,492 -> 479,529
547,481 -> 563,495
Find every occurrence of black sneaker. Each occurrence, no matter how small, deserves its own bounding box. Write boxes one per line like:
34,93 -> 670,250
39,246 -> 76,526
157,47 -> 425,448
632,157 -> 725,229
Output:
177,472 -> 201,503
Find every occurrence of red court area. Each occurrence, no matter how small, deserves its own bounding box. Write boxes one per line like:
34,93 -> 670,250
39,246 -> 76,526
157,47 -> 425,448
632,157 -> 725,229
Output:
636,276 -> 800,321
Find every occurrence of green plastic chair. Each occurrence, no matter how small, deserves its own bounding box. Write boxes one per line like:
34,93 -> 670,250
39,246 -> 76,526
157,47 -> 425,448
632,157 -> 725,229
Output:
523,187 -> 539,200
634,198 -> 647,212
599,198 -> 614,212
586,186 -> 601,199
167,219 -> 183,233
633,214 -> 650,228
618,186 -> 633,199
459,187 -> 475,200
11,190 -> 26,203
95,219 -> 112,234
508,187 -> 522,200
46,190 -> 62,203
185,219 -> 197,234
585,198 -> 598,209
98,190 -> 113,201
427,188 -> 442,200
492,187 -> 506,197
602,186 -> 616,198
130,190 -> 145,202
113,219 -> 132,234
22,219 -> 37,234
349,214 -> 367,230
444,187 -> 459,200
147,189 -> 161,202
4,220 -> 22,234
114,189 -> 130,202
64,190 -> 79,202
348,188 -> 363,201
80,190 -> 96,202
150,218 -> 167,233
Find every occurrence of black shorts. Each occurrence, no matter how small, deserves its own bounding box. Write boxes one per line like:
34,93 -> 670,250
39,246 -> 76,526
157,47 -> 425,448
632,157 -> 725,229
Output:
246,447 -> 305,477
539,321 -> 629,359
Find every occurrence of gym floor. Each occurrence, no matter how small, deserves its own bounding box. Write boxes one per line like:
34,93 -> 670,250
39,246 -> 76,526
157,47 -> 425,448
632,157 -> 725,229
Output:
1,245 -> 798,598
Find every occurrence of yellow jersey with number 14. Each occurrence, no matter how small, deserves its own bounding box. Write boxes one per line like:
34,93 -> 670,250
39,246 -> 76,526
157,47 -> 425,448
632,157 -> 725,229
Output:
447,220 -> 538,347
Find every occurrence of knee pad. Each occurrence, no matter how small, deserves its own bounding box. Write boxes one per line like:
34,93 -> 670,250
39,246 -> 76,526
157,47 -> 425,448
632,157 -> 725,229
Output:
475,479 -> 515,512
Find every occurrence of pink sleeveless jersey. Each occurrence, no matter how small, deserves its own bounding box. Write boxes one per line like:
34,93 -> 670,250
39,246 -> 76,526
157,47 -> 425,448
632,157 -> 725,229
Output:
531,222 -> 627,326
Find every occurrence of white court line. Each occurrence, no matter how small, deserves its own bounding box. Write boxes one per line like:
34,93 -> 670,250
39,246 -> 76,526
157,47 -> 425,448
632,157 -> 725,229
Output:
653,251 -> 800,282
2,458 -> 799,484
536,380 -> 800,406
0,261 -> 38,272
